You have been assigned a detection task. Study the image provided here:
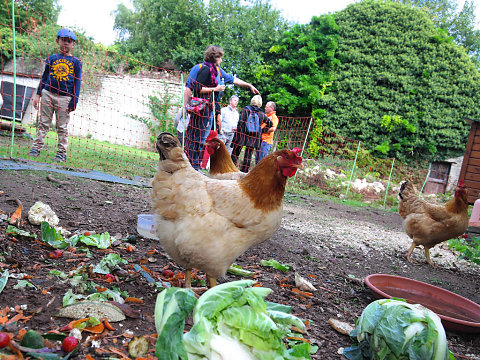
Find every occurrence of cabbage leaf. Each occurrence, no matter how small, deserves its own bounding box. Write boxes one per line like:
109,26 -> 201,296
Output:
154,280 -> 314,360
155,287 -> 197,360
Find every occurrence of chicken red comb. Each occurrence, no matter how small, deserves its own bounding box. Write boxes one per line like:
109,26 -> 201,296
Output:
292,148 -> 302,156
206,130 -> 218,141
458,179 -> 465,187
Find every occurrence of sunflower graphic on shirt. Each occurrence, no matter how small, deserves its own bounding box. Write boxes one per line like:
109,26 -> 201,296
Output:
50,58 -> 74,81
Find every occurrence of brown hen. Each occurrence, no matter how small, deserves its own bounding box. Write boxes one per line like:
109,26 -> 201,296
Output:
151,132 -> 303,287
398,180 -> 469,266
204,137 -> 246,180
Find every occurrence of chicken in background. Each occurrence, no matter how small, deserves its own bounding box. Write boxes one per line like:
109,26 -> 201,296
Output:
204,138 -> 245,180
398,179 -> 469,266
151,132 -> 303,288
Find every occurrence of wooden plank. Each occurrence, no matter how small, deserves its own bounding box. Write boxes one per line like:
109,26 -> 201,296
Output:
466,164 -> 480,174
464,179 -> 480,189
464,178 -> 480,203
470,152 -> 480,160
467,226 -> 480,234
459,122 -> 476,183
473,135 -> 480,144
468,158 -> 480,167
464,172 -> 480,182
0,120 -> 26,132
471,143 -> 480,152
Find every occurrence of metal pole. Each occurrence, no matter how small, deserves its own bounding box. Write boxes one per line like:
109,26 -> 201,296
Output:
383,158 -> 395,207
420,163 -> 431,196
345,141 -> 361,198
212,94 -> 216,132
292,117 -> 314,186
301,117 -> 314,155
9,0 -> 17,157
180,73 -> 185,150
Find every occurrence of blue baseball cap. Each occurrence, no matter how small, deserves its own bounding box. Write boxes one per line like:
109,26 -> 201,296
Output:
57,28 -> 77,41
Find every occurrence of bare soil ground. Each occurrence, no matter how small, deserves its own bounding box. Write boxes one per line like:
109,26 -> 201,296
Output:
0,169 -> 479,359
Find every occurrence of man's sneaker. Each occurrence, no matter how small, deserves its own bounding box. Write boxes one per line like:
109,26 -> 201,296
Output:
28,149 -> 40,157
53,153 -> 67,162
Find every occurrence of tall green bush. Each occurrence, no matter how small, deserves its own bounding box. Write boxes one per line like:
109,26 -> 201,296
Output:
321,0 -> 480,164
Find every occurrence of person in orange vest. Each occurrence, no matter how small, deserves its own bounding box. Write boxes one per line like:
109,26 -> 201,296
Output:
256,101 -> 278,163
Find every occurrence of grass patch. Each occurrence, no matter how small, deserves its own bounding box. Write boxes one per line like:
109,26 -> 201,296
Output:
1,127 -> 157,180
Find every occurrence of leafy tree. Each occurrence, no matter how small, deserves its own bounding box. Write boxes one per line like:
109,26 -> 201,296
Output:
321,0 -> 480,164
112,0 -> 289,75
203,0 -> 288,80
0,0 -> 60,26
394,0 -> 480,63
0,0 -> 61,63
113,0 -> 208,69
256,15 -> 339,117
23,0 -> 60,22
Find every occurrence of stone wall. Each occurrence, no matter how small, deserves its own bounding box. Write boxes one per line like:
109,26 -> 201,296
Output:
21,72 -> 184,149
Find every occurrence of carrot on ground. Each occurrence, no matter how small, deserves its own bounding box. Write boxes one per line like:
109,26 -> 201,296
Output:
9,205 -> 22,224
291,288 -> 313,298
285,336 -> 311,343
103,319 -> 115,331
125,297 -> 144,304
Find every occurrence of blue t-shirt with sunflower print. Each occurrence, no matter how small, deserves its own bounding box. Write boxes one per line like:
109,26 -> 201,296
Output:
37,53 -> 83,111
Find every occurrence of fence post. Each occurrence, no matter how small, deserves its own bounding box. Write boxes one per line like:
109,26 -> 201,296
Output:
291,117 -> 314,187
180,73 -> 185,150
9,0 -> 17,157
420,163 -> 431,196
345,141 -> 361,198
383,158 -> 395,207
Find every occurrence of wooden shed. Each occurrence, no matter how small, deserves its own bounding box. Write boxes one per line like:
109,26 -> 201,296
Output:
459,118 -> 480,204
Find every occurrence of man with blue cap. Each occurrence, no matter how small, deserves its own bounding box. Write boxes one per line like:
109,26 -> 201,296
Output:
29,28 -> 82,162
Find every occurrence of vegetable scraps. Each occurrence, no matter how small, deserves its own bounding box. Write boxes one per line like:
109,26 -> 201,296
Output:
154,280 -> 314,360
40,222 -> 114,249
343,298 -> 455,360
260,259 -> 291,272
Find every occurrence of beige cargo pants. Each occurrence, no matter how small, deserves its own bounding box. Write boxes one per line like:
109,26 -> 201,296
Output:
32,89 -> 71,156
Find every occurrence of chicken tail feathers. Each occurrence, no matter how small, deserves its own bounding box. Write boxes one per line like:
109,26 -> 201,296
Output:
399,180 -> 409,200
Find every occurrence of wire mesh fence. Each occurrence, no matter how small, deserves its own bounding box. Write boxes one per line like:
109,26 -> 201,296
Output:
0,0 -> 431,206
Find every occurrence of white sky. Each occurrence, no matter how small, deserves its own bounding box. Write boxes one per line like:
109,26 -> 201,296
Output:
57,0 -> 479,46
57,0 -> 359,46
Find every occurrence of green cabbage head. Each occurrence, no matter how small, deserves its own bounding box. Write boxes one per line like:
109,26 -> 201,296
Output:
344,298 -> 455,360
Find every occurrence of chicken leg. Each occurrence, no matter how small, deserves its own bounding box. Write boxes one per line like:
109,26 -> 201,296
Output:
405,242 -> 416,262
185,270 -> 216,288
185,269 -> 192,288
406,242 -> 438,267
208,276 -> 217,288
423,247 -> 438,267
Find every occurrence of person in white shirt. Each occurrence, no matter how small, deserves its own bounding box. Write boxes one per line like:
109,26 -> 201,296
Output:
217,95 -> 239,154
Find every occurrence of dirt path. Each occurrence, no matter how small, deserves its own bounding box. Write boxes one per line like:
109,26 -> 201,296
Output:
0,170 -> 479,359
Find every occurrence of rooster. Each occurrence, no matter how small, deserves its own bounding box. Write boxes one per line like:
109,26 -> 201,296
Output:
151,132 -> 303,287
204,138 -> 246,180
398,180 -> 469,266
